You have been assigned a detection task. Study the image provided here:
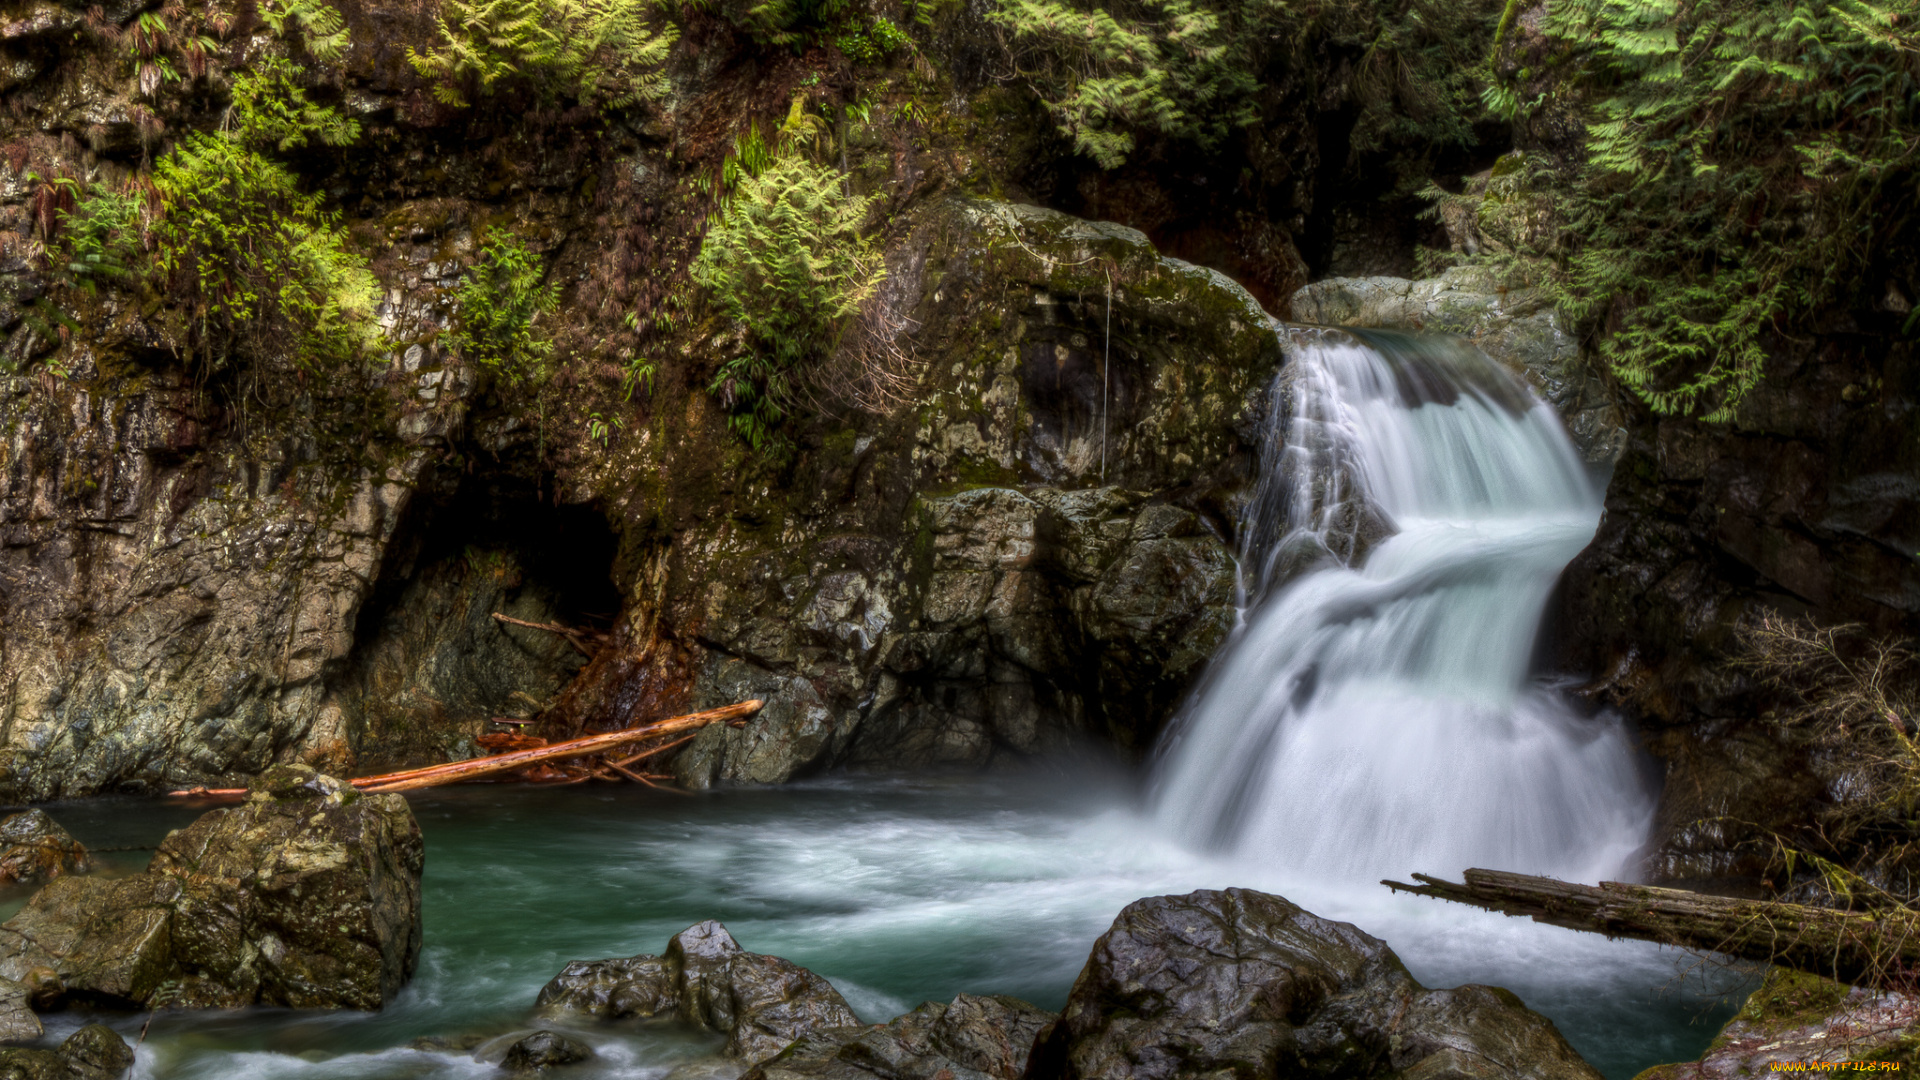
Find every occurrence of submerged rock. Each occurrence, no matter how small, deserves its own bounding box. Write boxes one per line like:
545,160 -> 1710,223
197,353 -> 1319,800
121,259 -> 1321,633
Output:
0,810 -> 89,888
1030,888 -> 1601,1080
744,992 -> 1056,1080
501,1030 -> 594,1072
538,920 -> 858,1063
0,1023 -> 133,1080
0,764 -> 424,1009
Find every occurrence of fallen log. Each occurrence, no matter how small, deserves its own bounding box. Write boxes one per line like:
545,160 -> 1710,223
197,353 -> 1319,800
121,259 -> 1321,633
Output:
1384,868 -> 1920,988
354,700 -> 760,793
167,701 -> 760,799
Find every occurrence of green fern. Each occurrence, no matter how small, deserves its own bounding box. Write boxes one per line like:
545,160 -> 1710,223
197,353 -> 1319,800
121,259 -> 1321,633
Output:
148,134 -> 380,375
447,230 -> 557,384
692,150 -> 882,449
257,0 -> 351,63
408,0 -> 677,107
1535,0 -> 1920,420
988,0 -> 1497,169
229,57 -> 361,151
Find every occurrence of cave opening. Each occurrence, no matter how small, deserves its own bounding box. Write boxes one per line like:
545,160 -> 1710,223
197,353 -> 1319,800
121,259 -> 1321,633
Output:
325,475 -> 623,772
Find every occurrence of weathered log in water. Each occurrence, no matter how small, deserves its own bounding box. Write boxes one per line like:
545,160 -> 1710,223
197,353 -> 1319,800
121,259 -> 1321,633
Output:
167,701 -> 762,799
1385,869 -> 1920,988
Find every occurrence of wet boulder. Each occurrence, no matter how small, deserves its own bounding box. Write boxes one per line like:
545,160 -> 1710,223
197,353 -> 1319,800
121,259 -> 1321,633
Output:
0,1023 -> 133,1080
0,810 -> 89,887
537,920 -> 859,1063
0,764 -> 424,1010
501,1030 -> 594,1072
744,992 -> 1056,1080
1030,888 -> 1601,1080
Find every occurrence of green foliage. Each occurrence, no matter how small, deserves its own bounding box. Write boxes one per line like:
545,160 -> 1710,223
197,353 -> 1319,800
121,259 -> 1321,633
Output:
988,0 -> 1497,168
1529,0 -> 1920,420
691,150 -> 882,449
121,4 -> 223,98
148,133 -> 380,375
55,185 -> 147,292
257,0 -> 351,62
230,57 -> 361,151
407,0 -> 677,107
39,43 -> 377,382
448,230 -> 558,384
736,0 -> 848,50
836,15 -> 908,64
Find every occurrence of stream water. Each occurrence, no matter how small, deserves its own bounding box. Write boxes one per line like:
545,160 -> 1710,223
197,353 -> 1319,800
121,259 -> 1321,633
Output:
19,329 -> 1752,1077
33,778 -> 1744,1080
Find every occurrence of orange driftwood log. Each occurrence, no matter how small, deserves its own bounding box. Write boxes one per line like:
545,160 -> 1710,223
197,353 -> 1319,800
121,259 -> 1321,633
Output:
166,701 -> 761,799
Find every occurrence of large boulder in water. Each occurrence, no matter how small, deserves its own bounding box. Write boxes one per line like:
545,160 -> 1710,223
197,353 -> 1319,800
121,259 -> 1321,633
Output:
0,810 -> 89,888
537,920 -> 859,1063
744,992 -> 1057,1080
1030,888 -> 1601,1080
0,764 -> 424,1009
0,1023 -> 133,1079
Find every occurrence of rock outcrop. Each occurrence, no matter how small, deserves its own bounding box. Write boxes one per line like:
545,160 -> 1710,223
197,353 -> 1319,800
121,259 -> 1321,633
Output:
1,185 -> 1279,797
587,199 -> 1278,786
1557,328 -> 1920,882
1031,888 -> 1602,1080
744,993 -> 1057,1080
0,764 -> 423,1009
538,920 -> 859,1063
0,1024 -> 133,1080
0,810 -> 89,887
0,977 -> 39,1044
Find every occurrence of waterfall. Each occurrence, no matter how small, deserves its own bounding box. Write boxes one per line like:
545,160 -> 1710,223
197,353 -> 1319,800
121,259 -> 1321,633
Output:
1154,327 -> 1653,883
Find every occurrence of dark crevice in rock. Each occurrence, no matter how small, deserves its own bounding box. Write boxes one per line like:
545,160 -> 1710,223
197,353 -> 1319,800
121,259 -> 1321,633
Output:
320,472 -> 623,773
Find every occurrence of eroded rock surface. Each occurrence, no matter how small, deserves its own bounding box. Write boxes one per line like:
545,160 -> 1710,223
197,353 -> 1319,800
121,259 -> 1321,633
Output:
1031,888 -> 1601,1080
0,810 -> 89,887
538,920 -> 858,1063
0,764 -> 423,1009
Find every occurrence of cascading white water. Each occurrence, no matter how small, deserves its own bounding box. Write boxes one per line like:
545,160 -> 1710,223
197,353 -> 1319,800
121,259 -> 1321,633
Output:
1155,327 -> 1654,883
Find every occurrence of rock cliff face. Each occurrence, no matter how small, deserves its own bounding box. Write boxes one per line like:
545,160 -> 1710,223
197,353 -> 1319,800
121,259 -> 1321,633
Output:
1556,328 -> 1920,882
0,184 -> 1279,795
576,199 -> 1279,783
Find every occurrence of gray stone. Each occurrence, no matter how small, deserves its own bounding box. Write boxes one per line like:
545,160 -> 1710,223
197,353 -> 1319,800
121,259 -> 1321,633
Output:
743,993 -> 1056,1080
1032,888 -> 1602,1080
537,921 -> 859,1065
0,1023 -> 133,1080
501,1030 -> 593,1072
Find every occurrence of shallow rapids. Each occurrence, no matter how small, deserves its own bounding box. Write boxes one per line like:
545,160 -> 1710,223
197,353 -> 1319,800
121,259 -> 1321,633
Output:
34,779 -> 1742,1080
